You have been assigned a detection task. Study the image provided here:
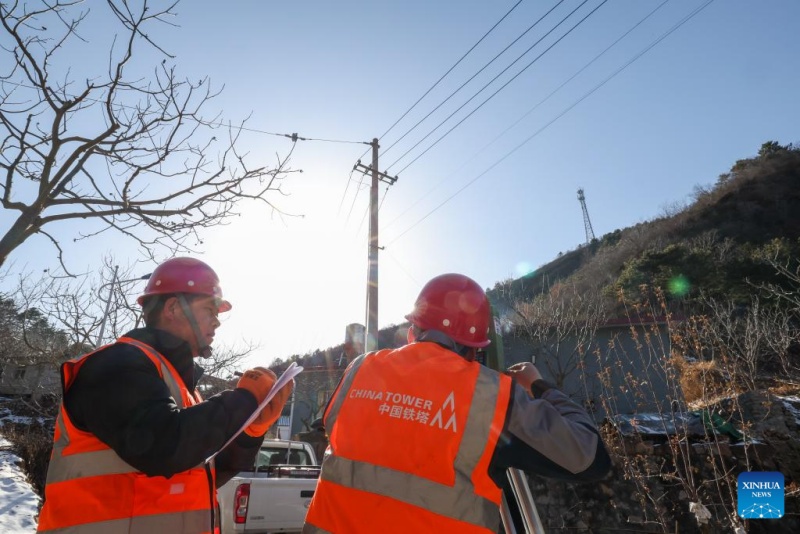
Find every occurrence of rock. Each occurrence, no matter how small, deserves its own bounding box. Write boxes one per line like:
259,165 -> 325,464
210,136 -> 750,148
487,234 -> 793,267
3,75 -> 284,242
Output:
714,441 -> 731,457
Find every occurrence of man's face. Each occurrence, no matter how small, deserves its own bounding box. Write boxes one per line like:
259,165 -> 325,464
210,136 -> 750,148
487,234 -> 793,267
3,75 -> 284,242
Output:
162,295 -> 221,356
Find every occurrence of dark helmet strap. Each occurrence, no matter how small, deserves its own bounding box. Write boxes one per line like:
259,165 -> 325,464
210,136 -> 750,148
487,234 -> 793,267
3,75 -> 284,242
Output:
177,294 -> 212,358
140,294 -> 162,321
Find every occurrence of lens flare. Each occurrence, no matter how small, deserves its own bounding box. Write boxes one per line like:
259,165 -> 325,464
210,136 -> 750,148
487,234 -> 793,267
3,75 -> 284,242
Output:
668,275 -> 691,297
515,262 -> 535,277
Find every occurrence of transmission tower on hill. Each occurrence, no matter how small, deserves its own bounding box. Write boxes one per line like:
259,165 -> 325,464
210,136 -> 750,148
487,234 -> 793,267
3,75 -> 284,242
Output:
577,188 -> 595,244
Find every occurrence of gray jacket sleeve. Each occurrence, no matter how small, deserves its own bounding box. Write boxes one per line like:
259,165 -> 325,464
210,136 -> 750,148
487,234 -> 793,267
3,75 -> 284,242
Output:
489,382 -> 610,483
507,384 -> 601,474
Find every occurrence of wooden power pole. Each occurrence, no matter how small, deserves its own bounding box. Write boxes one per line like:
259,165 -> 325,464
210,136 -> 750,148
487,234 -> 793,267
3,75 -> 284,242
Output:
354,139 -> 398,351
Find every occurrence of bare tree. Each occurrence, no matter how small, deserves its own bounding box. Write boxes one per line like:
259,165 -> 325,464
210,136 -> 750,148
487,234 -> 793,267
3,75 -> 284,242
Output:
689,293 -> 799,388
596,316 -> 746,533
4,258 -> 256,380
0,0 -> 298,271
3,258 -> 140,364
758,244 -> 800,313
200,342 -> 257,381
511,281 -> 606,396
291,368 -> 341,431
0,290 -> 70,366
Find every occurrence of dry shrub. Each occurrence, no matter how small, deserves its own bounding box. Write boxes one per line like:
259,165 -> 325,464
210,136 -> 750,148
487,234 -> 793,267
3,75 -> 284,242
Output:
2,422 -> 53,498
670,355 -> 729,405
770,381 -> 800,396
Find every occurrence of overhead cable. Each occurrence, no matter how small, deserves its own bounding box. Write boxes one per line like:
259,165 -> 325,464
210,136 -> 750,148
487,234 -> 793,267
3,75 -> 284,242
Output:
383,0 -> 672,231
386,0 -> 601,173
344,0 -> 527,220
337,166 -> 358,217
1,79 -> 367,145
355,0 -> 526,162
385,0 -> 716,247
380,0 -> 565,158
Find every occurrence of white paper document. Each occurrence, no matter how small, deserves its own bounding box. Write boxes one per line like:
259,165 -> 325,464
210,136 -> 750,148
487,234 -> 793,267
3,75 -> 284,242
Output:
206,362 -> 304,463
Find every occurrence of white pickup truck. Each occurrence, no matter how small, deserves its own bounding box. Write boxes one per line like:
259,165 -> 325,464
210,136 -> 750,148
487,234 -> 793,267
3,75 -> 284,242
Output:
218,439 -> 321,534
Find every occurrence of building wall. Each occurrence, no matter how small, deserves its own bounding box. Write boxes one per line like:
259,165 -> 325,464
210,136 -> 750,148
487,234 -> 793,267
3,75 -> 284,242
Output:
0,362 -> 60,400
502,322 -> 677,418
287,366 -> 345,437
280,321 -> 675,439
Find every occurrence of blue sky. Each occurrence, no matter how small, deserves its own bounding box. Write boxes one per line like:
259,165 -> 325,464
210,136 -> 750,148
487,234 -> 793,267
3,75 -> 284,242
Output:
2,0 -> 798,367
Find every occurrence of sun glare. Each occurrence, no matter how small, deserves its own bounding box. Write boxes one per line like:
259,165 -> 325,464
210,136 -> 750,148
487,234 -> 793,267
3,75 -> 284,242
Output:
201,200 -> 368,364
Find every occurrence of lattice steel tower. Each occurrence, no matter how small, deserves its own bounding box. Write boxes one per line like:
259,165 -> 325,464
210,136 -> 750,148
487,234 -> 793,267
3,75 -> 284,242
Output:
577,188 -> 595,244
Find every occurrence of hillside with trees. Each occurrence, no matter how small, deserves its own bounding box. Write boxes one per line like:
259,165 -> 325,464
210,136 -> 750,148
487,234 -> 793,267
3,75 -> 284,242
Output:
483,141 -> 800,533
488,141 -> 800,313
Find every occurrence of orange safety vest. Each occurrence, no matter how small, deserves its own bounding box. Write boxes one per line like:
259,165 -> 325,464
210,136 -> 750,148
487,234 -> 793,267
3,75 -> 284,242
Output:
37,337 -> 219,534
303,342 -> 512,534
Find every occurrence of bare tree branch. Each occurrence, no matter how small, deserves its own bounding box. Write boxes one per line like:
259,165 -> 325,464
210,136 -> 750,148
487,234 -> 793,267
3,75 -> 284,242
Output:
510,280 -> 607,395
0,0 -> 296,270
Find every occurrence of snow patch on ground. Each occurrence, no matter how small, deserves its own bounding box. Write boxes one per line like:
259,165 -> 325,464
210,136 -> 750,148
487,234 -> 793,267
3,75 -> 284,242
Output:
0,437 -> 39,533
0,398 -> 46,427
0,412 -> 38,426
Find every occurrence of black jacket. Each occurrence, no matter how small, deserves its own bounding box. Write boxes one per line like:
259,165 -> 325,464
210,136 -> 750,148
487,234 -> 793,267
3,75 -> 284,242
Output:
63,327 -> 262,487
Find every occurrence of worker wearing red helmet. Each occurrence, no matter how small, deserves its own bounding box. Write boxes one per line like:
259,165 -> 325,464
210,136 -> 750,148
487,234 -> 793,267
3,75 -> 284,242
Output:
304,273 -> 610,534
38,257 -> 292,534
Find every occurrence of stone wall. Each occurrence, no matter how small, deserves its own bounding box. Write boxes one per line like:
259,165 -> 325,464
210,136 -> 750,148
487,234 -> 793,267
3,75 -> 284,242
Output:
523,392 -> 800,533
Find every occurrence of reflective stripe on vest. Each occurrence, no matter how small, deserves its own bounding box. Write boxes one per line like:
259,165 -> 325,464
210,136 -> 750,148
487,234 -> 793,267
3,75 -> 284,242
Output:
36,509 -> 211,534
306,343 -> 512,533
37,338 -> 216,534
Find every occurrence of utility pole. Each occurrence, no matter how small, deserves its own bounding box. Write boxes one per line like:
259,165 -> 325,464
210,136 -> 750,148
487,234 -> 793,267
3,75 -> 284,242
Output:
354,139 -> 398,351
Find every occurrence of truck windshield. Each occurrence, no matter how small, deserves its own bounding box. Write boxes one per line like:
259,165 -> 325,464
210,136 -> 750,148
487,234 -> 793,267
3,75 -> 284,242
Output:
255,446 -> 313,468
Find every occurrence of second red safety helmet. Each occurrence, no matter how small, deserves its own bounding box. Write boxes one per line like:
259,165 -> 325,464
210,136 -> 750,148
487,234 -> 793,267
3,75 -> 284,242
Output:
405,273 -> 491,348
137,257 -> 232,312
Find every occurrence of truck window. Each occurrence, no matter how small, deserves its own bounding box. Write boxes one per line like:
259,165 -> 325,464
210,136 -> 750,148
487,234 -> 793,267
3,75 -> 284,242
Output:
260,446 -> 313,466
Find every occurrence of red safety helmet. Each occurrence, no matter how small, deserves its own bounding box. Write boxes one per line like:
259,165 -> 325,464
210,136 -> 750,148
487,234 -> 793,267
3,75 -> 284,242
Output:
137,257 -> 232,312
405,273 -> 491,348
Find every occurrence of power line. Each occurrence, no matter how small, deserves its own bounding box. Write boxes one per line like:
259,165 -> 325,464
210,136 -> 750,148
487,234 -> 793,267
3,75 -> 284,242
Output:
385,0 -> 716,247
0,79 -> 368,146
386,0 -> 601,173
482,0 -> 673,152
344,0 -> 527,222
383,0 -> 672,232
384,247 -> 420,285
355,0 -> 526,162
337,166 -> 358,217
344,162 -> 369,225
4,76 -> 373,231
260,132 -> 369,145
380,0 -> 565,159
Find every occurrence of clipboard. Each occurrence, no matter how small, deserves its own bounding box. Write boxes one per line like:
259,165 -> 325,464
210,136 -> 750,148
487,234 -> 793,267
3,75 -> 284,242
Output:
206,362 -> 304,463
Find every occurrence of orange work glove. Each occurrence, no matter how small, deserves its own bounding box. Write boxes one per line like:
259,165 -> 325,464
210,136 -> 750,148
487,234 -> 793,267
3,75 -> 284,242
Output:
237,367 -> 277,404
244,380 -> 294,437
